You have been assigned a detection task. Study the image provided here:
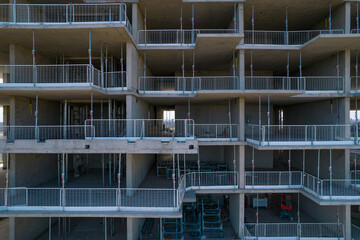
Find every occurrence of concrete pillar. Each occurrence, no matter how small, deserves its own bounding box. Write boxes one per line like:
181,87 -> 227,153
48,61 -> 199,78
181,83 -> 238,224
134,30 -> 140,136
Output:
132,4 -> 138,40
237,3 -> 244,35
126,43 -> 139,90
238,50 -> 245,90
339,205 -> 351,240
345,2 -> 351,34
127,218 -> 144,240
9,96 -> 15,125
238,98 -> 245,141
344,49 -> 351,93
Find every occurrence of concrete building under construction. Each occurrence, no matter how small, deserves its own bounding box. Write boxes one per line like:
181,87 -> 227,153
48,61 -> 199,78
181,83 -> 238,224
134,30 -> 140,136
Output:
1,0 -> 360,239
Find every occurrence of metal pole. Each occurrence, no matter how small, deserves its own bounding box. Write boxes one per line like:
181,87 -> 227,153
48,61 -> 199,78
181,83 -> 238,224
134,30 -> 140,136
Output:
121,44 -> 124,90
35,94 -> 38,139
329,4 -> 332,33
91,93 -> 93,138
299,52 -> 303,89
192,51 -> 195,92
182,51 -> 185,93
191,4 -> 194,44
233,4 -> 237,32
252,148 -> 255,186
89,30 -> 92,83
228,99 -> 232,140
233,146 -> 236,186
197,153 -> 200,187
61,153 -> 65,209
233,51 -> 236,89
143,52 -> 146,93
258,95 -> 261,144
302,150 -> 305,183
108,99 -> 111,137
104,218 -> 107,240
65,153 -> 68,183
105,44 -> 108,88
267,95 -> 270,127
177,154 -> 180,185
329,149 -> 332,198
102,154 -> 105,187
172,154 -> 176,207
180,4 -> 183,45
287,51 -> 290,89
5,154 -> 8,209
58,154 -> 60,186
144,7 -> 147,45
109,154 -> 111,186
251,5 -> 254,44
288,150 -> 291,186
357,3 -> 359,33
13,0 -> 16,23
317,150 -> 320,196
250,51 -> 253,89
337,52 -> 340,93
32,30 -> 36,86
63,100 -> 67,138
356,50 -> 359,96
101,43 -> 104,88
285,8 -> 288,45
49,217 -> 51,240
188,99 -> 191,120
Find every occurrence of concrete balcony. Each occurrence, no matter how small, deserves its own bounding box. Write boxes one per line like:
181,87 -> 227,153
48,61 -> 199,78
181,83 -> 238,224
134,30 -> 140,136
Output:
244,29 -> 344,45
245,124 -> 358,148
137,29 -> 241,47
244,223 -> 344,240
244,171 -> 360,203
245,76 -> 344,93
0,3 -> 132,32
0,65 -> 127,91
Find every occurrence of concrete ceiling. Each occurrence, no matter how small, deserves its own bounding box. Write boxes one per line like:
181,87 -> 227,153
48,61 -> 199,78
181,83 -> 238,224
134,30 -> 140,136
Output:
138,0 -> 235,29
244,0 -> 343,31
0,26 -> 130,60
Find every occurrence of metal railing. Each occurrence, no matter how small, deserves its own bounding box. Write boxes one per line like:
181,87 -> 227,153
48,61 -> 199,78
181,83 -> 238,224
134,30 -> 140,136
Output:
352,224 -> 360,240
244,29 -> 344,45
351,76 -> 360,92
351,29 -> 360,34
245,171 -> 302,189
0,65 -> 127,89
137,29 -> 238,45
304,76 -> 344,92
246,124 -> 357,146
0,125 -> 95,141
187,171 -> 238,189
193,124 -> 238,140
84,119 -> 195,139
104,71 -> 126,88
139,76 -> 240,92
245,76 -> 304,90
0,4 -> 131,30
244,223 -> 344,239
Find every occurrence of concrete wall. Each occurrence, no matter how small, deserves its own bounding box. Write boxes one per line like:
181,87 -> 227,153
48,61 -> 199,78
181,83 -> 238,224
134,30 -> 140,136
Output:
302,53 -> 343,76
9,154 -> 57,187
245,146 -> 273,169
126,95 -> 152,119
176,103 -> 229,123
9,44 -> 54,65
126,154 -> 155,188
9,97 -> 60,125
9,217 -> 49,240
283,99 -> 343,125
282,149 -> 346,179
245,103 -> 274,125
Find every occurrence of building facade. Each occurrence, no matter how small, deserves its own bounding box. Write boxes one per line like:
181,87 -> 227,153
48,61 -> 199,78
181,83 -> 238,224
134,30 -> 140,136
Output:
0,0 -> 360,239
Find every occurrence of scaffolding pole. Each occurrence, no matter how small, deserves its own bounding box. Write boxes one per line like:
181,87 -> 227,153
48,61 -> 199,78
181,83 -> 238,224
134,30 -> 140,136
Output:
317,150 -> 320,196
288,150 -> 292,186
91,93 -> 94,138
32,30 -> 36,85
251,6 -> 254,44
182,51 -> 185,93
191,3 -> 195,43
88,30 -> 92,83
329,4 -> 332,33
101,43 -> 104,88
143,52 -> 147,93
104,218 -> 107,240
61,153 -> 65,209
192,51 -> 195,92
258,95 -> 261,143
102,154 -> 105,187
48,217 -> 52,240
173,154 -> 176,208
228,99 -> 232,140
197,153 -> 200,186
35,94 -> 38,139
250,51 -> 253,89
65,153 -> 68,183
329,149 -> 332,197
252,148 -> 255,186
285,8 -> 288,45
109,154 -> 112,186
5,154 -> 8,209
121,44 -> 124,90
302,150 -> 305,184
180,4 -> 183,45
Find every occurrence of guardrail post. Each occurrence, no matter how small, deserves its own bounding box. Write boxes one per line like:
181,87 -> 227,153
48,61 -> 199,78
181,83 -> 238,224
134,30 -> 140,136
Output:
262,126 -> 265,146
184,120 -> 187,138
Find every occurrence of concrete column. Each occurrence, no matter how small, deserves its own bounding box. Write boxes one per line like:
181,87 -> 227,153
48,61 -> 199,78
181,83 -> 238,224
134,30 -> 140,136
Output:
238,50 -> 245,90
339,205 -> 351,240
127,218 -> 144,240
237,3 -> 244,35
126,43 -> 139,90
132,4 -> 138,40
238,146 -> 245,188
9,96 -> 15,125
238,98 -> 245,141
344,49 -> 351,93
345,2 -> 351,34
229,193 -> 244,238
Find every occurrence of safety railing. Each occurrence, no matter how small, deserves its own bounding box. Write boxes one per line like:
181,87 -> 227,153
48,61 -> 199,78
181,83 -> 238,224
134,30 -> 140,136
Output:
352,224 -> 360,240
245,171 -> 302,189
244,223 -> 344,239
351,76 -> 360,93
104,71 -> 126,89
138,30 -> 196,45
0,65 -> 128,90
0,125 -> 95,141
303,173 -> 360,200
244,29 -> 344,45
84,119 -> 195,139
0,187 -> 177,210
137,29 -> 239,45
304,76 -> 344,92
246,124 -> 357,146
351,170 -> 360,184
193,124 -> 238,140
138,76 -> 239,93
245,76 -> 304,90
0,4 -> 131,31
187,171 -> 238,189
351,29 -> 360,34
139,77 -> 196,93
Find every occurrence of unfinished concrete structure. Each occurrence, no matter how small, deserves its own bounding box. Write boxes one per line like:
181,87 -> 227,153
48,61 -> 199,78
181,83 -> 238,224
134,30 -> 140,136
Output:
1,0 -> 360,239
